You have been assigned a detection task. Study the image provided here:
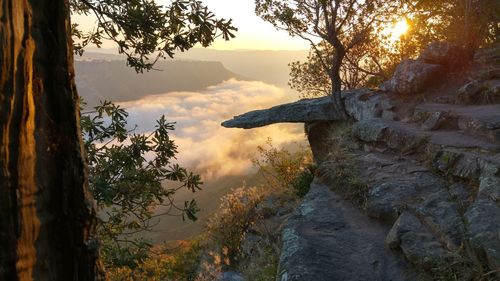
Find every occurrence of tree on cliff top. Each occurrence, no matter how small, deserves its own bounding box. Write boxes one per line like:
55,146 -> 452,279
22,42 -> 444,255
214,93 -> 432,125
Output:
283,1 -> 499,100
0,0 -> 235,280
256,0 -> 399,117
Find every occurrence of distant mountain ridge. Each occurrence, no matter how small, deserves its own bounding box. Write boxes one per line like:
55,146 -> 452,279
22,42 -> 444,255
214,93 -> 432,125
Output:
77,48 -> 308,91
175,48 -> 307,86
76,59 -> 242,106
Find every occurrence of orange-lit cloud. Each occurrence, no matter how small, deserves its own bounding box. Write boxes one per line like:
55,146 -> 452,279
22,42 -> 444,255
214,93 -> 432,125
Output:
119,79 -> 306,180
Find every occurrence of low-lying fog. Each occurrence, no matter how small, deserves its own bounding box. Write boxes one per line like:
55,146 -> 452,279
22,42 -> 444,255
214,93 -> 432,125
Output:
118,79 -> 306,242
120,79 -> 305,180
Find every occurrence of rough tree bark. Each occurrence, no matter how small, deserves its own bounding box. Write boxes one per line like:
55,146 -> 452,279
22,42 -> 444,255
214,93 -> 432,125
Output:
329,37 -> 348,119
0,0 -> 102,280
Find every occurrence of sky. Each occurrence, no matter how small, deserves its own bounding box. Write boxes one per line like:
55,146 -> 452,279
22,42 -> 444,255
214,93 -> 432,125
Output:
189,0 -> 310,50
73,0 -> 310,51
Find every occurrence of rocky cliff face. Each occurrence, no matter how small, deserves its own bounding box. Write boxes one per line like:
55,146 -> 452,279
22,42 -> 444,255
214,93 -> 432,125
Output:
222,42 -> 500,280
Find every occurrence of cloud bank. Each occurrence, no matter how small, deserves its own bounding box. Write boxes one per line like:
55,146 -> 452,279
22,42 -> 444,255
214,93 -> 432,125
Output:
120,79 -> 306,180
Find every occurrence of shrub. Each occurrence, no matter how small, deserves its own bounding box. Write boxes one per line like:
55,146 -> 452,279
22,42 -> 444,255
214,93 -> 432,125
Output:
291,166 -> 315,198
240,242 -> 279,281
316,121 -> 368,207
252,139 -> 314,195
206,186 -> 264,267
320,159 -> 368,207
107,240 -> 203,281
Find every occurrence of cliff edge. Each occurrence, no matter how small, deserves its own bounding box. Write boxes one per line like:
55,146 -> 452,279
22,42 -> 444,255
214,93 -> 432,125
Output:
222,42 -> 500,281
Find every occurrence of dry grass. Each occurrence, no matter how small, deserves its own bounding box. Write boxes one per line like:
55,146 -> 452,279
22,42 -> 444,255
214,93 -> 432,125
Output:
314,121 -> 369,208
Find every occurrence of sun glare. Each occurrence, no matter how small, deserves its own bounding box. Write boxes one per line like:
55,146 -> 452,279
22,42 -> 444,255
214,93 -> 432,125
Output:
389,19 -> 409,41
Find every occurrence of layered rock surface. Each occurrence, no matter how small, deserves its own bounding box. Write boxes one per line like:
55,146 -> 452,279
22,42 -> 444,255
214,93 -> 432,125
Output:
222,88 -> 395,128
278,181 -> 422,281
222,43 -> 500,280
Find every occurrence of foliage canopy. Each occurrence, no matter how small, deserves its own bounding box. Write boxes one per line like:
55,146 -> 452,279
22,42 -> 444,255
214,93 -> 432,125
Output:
256,0 -> 400,115
71,0 -> 237,270
81,101 -> 203,268
71,0 -> 237,71
281,0 -> 500,99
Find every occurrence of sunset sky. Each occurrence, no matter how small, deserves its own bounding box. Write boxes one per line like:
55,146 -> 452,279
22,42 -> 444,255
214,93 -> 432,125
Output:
190,0 -> 310,50
73,0 -> 310,51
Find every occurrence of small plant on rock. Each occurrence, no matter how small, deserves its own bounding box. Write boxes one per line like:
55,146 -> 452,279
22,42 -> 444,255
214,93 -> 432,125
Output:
252,138 -> 314,197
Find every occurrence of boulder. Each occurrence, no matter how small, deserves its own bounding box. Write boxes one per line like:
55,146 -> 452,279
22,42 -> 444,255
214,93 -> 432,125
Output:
306,121 -> 338,163
365,176 -> 440,222
465,176 -> 500,278
353,118 -> 500,155
432,149 -> 500,181
380,59 -> 443,95
352,118 -> 392,142
474,43 -> 500,64
343,88 -> 395,121
418,42 -> 469,66
352,118 -> 430,153
410,189 -> 465,250
472,67 -> 500,80
457,79 -> 500,104
386,212 -> 452,269
421,111 -> 454,131
351,152 -> 444,221
482,79 -> 500,103
457,80 -> 485,104
473,43 -> 500,79
415,103 -> 500,143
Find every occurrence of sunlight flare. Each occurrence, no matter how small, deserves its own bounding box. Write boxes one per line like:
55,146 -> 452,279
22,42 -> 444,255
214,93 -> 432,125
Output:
389,19 -> 409,41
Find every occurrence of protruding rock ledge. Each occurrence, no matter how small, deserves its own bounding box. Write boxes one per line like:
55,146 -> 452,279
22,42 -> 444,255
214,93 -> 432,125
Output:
222,88 -> 395,129
221,96 -> 339,129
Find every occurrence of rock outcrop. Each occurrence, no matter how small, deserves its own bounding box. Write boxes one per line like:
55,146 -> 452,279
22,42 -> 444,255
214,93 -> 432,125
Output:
222,89 -> 395,129
277,181 -> 422,281
418,41 -> 470,66
379,42 -> 474,95
379,59 -> 444,95
221,43 -> 500,280
221,96 -> 340,129
459,43 -> 500,104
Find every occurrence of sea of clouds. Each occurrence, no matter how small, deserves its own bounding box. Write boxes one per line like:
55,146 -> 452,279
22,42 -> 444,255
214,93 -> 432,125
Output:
119,79 -> 306,180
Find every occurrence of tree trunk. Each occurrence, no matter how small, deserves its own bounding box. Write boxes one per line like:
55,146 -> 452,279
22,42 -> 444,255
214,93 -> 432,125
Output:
0,1 -> 102,280
330,47 -> 348,119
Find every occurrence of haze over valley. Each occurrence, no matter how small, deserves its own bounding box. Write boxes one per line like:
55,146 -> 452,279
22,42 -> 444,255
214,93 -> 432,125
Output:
76,58 -> 242,106
76,49 -> 308,242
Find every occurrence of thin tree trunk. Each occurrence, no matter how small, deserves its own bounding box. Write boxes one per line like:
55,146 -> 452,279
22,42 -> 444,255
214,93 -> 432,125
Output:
330,48 -> 348,119
0,0 -> 102,280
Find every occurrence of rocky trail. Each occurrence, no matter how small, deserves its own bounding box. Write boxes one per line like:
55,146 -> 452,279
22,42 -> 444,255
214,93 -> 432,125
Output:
279,181 -> 421,281
222,42 -> 500,280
